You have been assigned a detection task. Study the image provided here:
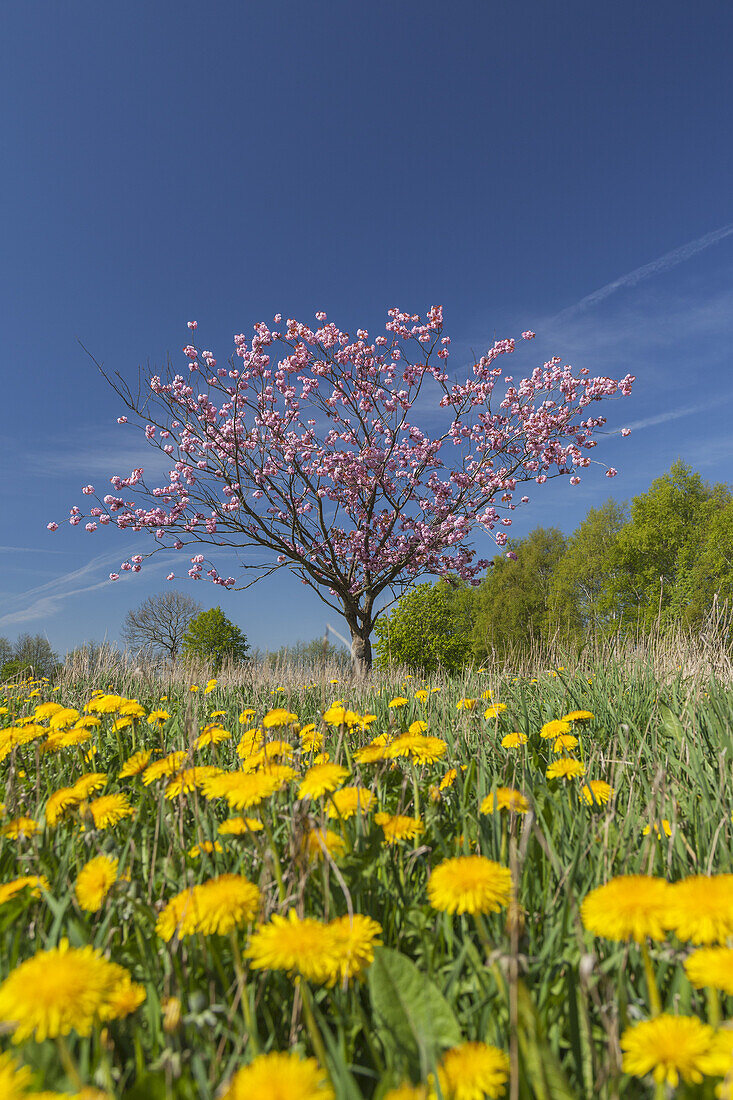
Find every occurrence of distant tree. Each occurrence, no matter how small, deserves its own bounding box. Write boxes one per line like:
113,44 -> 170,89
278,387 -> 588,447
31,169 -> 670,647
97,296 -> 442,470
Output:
549,499 -> 628,636
11,634 -> 61,680
471,527 -> 568,660
670,498 -> 733,629
607,461 -> 731,632
374,580 -> 474,674
121,591 -> 202,660
267,636 -> 350,668
180,607 -> 250,671
0,637 -> 12,670
0,659 -> 34,682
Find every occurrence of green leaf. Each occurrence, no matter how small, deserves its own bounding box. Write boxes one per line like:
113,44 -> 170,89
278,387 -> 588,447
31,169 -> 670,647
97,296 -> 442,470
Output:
367,946 -> 462,1069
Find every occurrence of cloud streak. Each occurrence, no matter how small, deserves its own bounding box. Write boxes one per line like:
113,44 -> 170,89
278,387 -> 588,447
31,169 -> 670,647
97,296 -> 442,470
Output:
554,221 -> 733,323
621,394 -> 733,433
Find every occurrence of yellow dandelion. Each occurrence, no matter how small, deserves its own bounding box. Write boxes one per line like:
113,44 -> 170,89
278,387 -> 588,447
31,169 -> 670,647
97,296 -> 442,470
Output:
580,875 -> 671,942
408,736 -> 448,765
552,734 -> 579,753
561,710 -> 594,723
666,875 -> 733,944
118,749 -> 153,777
579,781 -> 615,806
238,708 -> 256,723
457,698 -> 478,711
480,788 -> 530,815
156,874 -> 259,940
437,1041 -> 510,1099
1,817 -> 39,840
620,1014 -> 720,1087
546,758 -> 585,780
354,743 -> 388,764
388,697 -> 409,708
146,709 -> 170,726
164,766 -> 223,799
643,819 -> 673,838
374,812 -> 424,844
0,939 -> 141,1041
188,840 -> 224,858
45,785 -> 83,826
201,770 -> 282,810
408,720 -> 428,736
0,1051 -> 33,1099
75,855 -> 119,913
86,694 -> 126,714
540,719 -> 572,739
413,690 -> 429,703
142,751 -> 188,785
684,947 -> 733,995
220,1051 -> 334,1100
204,678 -> 218,694
87,793 -> 134,828
302,828 -> 346,862
501,731 -> 528,748
218,816 -> 264,835
245,911 -> 341,984
262,708 -> 298,729
327,787 -> 375,820
72,773 -> 108,799
194,724 -> 231,749
298,763 -> 349,800
236,728 -> 264,760
33,701 -> 65,721
0,875 -> 49,906
118,700 -> 145,718
484,704 -> 507,720
48,707 -> 80,730
326,913 -> 382,985
299,724 -> 323,752
428,856 -> 512,916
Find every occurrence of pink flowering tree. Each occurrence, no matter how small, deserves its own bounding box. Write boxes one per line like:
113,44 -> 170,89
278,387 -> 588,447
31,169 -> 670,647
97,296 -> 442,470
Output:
53,307 -> 634,673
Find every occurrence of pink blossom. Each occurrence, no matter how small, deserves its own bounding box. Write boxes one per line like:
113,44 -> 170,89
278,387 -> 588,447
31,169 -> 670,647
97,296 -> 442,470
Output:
166,573 -> 175,580
109,573 -> 120,581
117,416 -> 128,424
606,467 -> 618,477
81,485 -> 95,495
621,428 -> 631,437
47,521 -> 58,531
521,331 -> 536,340
569,476 -> 581,485
187,321 -> 198,330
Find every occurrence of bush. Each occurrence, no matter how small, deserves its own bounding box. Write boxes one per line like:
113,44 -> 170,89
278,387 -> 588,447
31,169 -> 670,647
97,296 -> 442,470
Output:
180,607 -> 250,672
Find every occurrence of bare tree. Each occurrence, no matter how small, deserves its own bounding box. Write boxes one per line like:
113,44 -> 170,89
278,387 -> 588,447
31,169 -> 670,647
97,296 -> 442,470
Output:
121,591 -> 202,660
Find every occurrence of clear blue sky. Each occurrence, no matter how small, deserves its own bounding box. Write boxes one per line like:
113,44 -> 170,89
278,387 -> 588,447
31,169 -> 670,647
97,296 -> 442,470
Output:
3,0 -> 733,656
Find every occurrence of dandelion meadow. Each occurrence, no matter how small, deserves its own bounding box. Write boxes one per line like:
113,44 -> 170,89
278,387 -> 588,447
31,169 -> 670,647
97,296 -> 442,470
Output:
1,653 -> 733,1099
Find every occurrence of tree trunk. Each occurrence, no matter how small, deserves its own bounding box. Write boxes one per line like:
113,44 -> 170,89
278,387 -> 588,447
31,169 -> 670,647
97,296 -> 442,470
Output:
348,625 -> 373,677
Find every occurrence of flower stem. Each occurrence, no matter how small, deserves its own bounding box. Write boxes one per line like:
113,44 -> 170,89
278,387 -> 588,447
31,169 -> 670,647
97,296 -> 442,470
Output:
56,1035 -> 83,1089
299,979 -> 330,1073
640,941 -> 662,1016
229,928 -> 260,1054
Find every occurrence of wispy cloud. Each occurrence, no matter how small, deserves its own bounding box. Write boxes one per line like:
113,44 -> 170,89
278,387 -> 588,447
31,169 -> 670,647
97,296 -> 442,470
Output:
622,394 -> 733,433
553,221 -> 733,323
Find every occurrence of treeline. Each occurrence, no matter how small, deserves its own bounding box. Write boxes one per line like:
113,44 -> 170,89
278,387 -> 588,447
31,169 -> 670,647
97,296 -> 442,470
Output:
375,461 -> 733,672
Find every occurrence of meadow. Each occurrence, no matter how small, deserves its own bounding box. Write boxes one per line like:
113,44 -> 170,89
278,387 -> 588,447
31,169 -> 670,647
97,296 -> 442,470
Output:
1,632 -> 733,1099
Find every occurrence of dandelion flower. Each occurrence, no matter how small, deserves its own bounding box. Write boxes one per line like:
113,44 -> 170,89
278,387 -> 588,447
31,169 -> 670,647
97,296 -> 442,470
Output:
302,828 -> 346,862
484,704 -> 507,720
142,751 -> 188,785
75,855 -> 119,913
72,773 -> 108,799
374,813 -> 424,844
437,1041 -> 510,1099
620,1014 -> 719,1087
546,758 -> 585,780
146,709 -> 170,725
195,724 -> 231,749
262,708 -> 298,729
0,1051 -> 33,1098
501,732 -> 527,748
552,734 -> 579,753
189,840 -> 224,858
202,770 -> 283,810
643,820 -> 673,838
666,875 -> 733,944
407,736 -> 448,765
1,817 -> 39,840
388,697 -> 409,708
245,911 -> 341,984
156,874 -> 259,940
327,913 -> 382,985
45,786 -> 82,827
561,710 -> 594,723
580,875 -> 670,942
480,789 -> 529,815
408,720 -> 428,735
540,719 -> 571,740
457,698 -> 478,711
428,856 -> 512,916
579,781 -> 614,806
327,787 -> 375,820
238,708 -> 256,723
298,763 -> 349,800
0,939 -> 141,1042
119,749 -> 153,778
220,1051 -> 334,1100
354,743 -> 388,764
218,816 -> 264,835
164,766 -> 223,799
684,947 -> 733,995
87,793 -> 134,828
0,876 -> 49,906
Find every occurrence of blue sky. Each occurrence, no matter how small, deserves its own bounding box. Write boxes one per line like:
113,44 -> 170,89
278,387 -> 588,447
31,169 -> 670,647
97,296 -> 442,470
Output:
3,0 -> 733,657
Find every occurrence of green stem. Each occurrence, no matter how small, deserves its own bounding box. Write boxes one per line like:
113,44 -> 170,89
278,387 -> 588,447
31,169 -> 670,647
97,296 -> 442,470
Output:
640,941 -> 662,1016
299,979 -> 330,1073
230,929 -> 260,1054
263,821 -> 286,903
706,985 -> 721,1028
56,1035 -> 83,1089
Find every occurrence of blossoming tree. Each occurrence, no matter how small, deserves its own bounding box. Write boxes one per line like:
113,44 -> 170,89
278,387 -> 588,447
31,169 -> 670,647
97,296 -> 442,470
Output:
52,307 -> 634,673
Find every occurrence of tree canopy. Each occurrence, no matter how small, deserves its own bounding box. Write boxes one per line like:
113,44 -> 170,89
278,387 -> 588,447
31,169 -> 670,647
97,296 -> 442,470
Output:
181,607 -> 250,672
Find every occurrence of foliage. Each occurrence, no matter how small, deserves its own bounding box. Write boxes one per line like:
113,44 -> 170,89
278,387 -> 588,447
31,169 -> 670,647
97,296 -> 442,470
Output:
0,633 -> 60,682
58,308 -> 634,669
121,590 -> 202,660
471,527 -> 568,660
263,636 -> 350,669
180,606 -> 250,671
373,581 -> 474,673
548,498 -> 628,636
